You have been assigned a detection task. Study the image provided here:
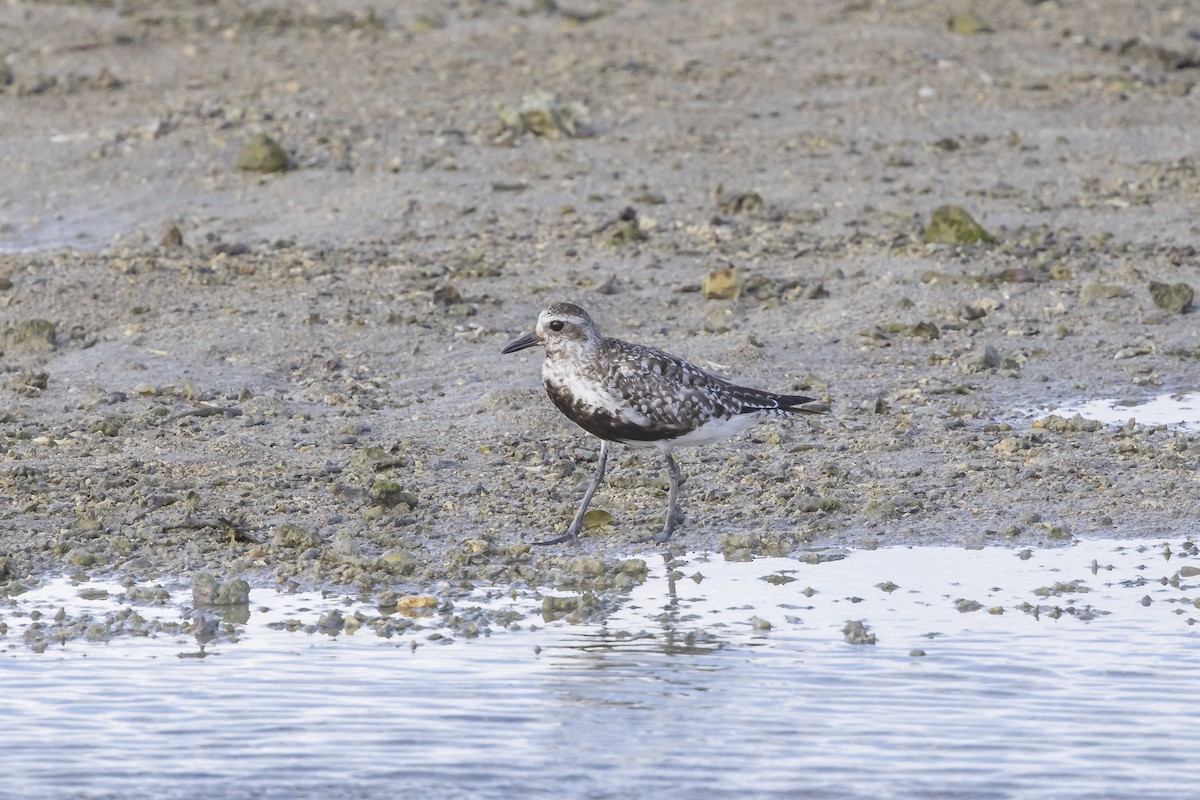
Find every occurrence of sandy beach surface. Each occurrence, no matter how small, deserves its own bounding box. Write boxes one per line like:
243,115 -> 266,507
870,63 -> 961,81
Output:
2,0 -> 1198,600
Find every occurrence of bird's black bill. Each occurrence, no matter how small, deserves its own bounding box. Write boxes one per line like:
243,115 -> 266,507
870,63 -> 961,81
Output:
501,331 -> 541,354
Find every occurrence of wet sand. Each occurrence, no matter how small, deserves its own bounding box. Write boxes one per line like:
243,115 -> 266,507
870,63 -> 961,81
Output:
2,0 -> 1198,596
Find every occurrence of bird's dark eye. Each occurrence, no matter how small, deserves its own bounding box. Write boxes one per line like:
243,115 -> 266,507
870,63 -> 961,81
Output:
548,320 -> 565,332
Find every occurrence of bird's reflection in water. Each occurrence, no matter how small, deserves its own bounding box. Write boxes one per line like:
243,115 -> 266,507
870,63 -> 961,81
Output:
179,602 -> 251,658
548,550 -> 734,669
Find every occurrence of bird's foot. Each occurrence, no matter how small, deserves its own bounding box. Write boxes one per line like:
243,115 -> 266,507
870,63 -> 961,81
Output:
636,521 -> 678,545
530,527 -> 581,547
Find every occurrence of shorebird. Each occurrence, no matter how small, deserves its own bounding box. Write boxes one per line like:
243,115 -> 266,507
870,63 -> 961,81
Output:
501,302 -> 827,544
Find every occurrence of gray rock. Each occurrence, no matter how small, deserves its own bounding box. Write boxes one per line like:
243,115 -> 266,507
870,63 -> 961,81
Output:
1148,281 -> 1194,314
1081,283 -> 1131,306
843,619 -> 876,645
961,343 -> 1001,373
3,319 -> 57,354
192,574 -> 251,606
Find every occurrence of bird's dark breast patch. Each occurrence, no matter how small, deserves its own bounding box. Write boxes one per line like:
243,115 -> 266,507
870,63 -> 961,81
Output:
544,380 -> 683,443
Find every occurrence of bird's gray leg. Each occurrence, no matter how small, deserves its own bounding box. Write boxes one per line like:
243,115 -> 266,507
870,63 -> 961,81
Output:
532,439 -> 610,546
651,450 -> 682,543
566,439 -> 611,536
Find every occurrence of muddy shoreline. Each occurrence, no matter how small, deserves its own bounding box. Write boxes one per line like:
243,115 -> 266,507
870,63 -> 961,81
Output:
2,1 -> 1198,600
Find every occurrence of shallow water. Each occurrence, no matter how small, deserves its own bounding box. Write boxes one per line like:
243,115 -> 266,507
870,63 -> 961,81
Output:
1043,390 -> 1200,431
3,538 -> 1199,800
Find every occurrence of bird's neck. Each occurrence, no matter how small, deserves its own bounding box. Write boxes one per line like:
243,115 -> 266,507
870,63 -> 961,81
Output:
544,336 -> 600,365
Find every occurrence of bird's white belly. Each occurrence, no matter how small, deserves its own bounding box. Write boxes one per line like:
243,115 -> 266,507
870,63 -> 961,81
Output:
621,412 -> 761,449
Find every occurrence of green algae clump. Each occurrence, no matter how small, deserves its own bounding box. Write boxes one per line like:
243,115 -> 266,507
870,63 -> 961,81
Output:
923,205 -> 994,245
236,134 -> 291,173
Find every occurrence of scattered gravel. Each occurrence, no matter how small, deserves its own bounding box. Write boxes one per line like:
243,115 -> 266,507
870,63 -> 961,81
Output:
1,0 -> 1198,609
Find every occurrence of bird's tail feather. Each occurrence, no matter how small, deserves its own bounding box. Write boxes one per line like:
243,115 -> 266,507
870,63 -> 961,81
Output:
776,394 -> 829,415
736,391 -> 829,416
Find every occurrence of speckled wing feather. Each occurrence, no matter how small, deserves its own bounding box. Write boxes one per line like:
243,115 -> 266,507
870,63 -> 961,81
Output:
598,338 -> 752,439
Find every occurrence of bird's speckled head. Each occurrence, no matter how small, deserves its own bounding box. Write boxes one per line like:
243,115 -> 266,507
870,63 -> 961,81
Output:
501,303 -> 600,357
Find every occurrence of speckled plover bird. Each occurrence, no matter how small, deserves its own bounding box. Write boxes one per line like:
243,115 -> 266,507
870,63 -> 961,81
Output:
502,302 -> 827,544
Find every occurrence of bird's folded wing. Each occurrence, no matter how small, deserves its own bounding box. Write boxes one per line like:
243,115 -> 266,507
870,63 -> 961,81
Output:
603,344 -> 740,431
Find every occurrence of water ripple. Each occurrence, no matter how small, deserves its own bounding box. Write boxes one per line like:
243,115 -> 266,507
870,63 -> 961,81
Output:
2,538 -> 1199,799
